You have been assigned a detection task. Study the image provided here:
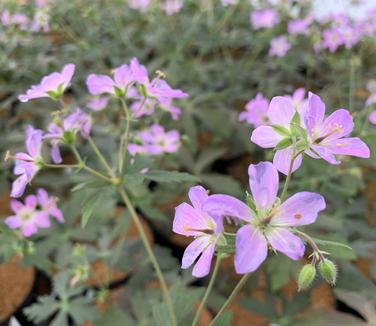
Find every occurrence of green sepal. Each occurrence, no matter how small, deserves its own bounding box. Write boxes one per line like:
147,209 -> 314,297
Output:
275,137 -> 293,150
63,130 -> 76,145
114,86 -> 125,97
272,125 -> 290,137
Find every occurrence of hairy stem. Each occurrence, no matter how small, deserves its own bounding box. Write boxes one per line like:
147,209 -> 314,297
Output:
294,230 -> 325,262
118,187 -> 177,326
209,273 -> 252,326
192,256 -> 222,326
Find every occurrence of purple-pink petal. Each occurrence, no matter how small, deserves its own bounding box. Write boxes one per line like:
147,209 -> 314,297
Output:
308,145 -> 340,165
266,228 -> 305,260
173,203 -> 213,237
273,147 -> 303,175
250,126 -> 282,148
192,243 -> 216,278
86,74 -> 115,95
305,92 -> 326,137
267,96 -> 295,126
21,221 -> 38,237
181,236 -> 211,269
326,137 -> 370,158
235,225 -> 268,274
188,185 -> 209,210
276,192 -> 326,226
11,174 -> 28,198
248,162 -> 278,211
5,216 -> 23,228
320,109 -> 354,142
203,194 -> 253,222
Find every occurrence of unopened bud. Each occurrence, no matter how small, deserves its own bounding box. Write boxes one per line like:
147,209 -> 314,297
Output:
318,259 -> 337,285
298,264 -> 316,291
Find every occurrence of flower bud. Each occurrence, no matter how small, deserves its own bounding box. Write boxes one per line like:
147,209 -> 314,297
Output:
298,264 -> 316,291
318,259 -> 337,285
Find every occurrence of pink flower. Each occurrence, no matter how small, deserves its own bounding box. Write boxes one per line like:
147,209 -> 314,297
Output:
87,58 -> 188,102
304,92 -> 370,165
37,188 -> 64,223
87,64 -> 134,97
321,28 -> 344,53
11,126 -> 44,198
128,124 -> 180,156
287,16 -> 312,35
5,189 -> 64,237
173,186 -> 223,277
203,162 -> 326,273
250,9 -> 279,29
239,93 -> 269,127
19,64 -> 75,102
269,36 -> 290,57
163,0 -> 183,15
44,108 -> 92,163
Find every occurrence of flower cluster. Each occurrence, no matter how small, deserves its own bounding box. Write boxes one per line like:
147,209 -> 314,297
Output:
87,57 -> 187,114
174,90 -> 370,282
250,92 -> 369,174
11,58 -> 186,213
1,1 -> 53,33
247,3 -> 376,57
127,0 -> 184,15
5,189 -> 64,237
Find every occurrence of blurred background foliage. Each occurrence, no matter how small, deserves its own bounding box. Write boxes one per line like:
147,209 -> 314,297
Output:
0,0 -> 376,325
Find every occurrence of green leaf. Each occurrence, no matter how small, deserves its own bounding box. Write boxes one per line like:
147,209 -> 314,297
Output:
275,137 -> 293,150
312,238 -> 353,251
24,295 -> 60,323
272,125 -> 290,137
81,192 -> 102,228
144,170 -> 199,183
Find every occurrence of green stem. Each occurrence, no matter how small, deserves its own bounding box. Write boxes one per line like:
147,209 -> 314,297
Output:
293,230 -> 325,262
209,273 -> 252,326
87,135 -> 115,178
118,98 -> 131,175
192,256 -> 222,326
280,154 -> 296,202
118,187 -> 177,326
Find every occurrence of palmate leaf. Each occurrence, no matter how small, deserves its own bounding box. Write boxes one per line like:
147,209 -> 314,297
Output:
24,295 -> 60,323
